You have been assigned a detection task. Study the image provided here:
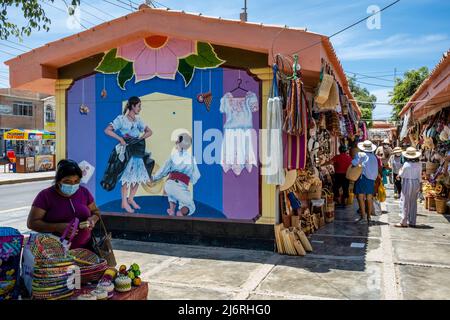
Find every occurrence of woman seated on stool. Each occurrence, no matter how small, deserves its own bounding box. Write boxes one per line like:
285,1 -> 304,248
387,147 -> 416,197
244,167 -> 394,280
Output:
27,159 -> 101,249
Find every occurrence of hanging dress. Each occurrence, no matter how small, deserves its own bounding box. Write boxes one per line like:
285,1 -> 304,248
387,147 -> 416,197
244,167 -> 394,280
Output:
220,91 -> 259,175
266,65 -> 286,185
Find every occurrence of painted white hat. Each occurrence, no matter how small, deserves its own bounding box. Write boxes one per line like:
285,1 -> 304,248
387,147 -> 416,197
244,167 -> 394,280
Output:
357,140 -> 377,153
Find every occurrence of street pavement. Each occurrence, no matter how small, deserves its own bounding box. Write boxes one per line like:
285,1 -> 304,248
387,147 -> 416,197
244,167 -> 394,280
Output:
1,181 -> 450,299
0,168 -> 54,185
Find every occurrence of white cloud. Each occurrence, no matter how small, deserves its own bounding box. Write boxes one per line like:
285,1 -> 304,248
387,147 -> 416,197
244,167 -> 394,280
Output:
336,33 -> 449,61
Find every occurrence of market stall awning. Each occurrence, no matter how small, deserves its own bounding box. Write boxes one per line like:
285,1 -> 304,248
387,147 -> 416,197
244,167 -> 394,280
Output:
399,50 -> 450,119
3,129 -> 56,140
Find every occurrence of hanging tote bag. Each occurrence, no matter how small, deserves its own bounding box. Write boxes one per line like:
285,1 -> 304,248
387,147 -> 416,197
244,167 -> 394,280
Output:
377,184 -> 387,203
92,216 -> 117,267
319,81 -> 340,111
346,164 -> 363,182
315,73 -> 334,105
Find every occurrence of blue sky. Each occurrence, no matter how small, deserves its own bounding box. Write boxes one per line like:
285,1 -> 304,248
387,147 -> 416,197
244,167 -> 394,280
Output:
1,0 -> 449,119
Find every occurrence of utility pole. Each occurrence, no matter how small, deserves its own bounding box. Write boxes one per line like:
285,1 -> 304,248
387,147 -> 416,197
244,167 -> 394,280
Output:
240,0 -> 248,22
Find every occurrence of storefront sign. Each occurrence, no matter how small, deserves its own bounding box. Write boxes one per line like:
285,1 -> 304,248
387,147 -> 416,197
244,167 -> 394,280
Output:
4,129 -> 26,140
45,122 -> 56,132
43,132 -> 56,140
35,155 -> 55,171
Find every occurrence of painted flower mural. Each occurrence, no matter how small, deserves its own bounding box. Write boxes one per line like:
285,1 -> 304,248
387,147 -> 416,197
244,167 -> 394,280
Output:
117,36 -> 195,82
95,35 -> 225,89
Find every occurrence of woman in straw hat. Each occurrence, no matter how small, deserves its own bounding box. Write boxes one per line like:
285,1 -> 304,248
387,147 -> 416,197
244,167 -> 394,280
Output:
352,140 -> 380,224
395,147 -> 422,228
389,147 -> 404,199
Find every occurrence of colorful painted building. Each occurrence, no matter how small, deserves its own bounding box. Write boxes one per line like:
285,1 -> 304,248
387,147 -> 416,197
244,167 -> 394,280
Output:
5,5 -> 359,249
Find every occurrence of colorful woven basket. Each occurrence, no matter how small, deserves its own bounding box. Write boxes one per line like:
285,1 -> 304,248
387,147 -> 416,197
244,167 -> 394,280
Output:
69,248 -> 108,284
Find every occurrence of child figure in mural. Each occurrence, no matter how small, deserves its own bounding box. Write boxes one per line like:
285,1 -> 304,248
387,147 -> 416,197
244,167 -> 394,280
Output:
103,96 -> 153,213
151,133 -> 200,217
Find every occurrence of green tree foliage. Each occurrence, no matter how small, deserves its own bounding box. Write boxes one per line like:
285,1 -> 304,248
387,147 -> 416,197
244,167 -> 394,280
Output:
389,67 -> 429,120
348,78 -> 376,127
0,0 -> 79,40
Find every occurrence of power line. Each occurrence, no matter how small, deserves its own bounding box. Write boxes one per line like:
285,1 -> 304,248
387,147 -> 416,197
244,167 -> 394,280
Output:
42,1 -> 91,29
289,0 -> 401,56
114,0 -> 138,10
5,39 -> 33,50
350,94 -> 450,106
81,2 -> 117,19
0,49 -> 16,57
0,42 -> 27,53
153,1 -> 170,9
352,79 -> 394,88
78,6 -> 108,23
102,0 -> 134,12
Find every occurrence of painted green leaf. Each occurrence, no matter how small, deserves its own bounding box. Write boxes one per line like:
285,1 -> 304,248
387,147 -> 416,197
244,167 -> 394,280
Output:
184,42 -> 225,69
95,48 -> 130,74
178,59 -> 195,86
117,62 -> 134,90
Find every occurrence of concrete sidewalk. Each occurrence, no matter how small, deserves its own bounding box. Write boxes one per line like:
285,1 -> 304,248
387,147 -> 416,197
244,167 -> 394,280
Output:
108,186 -> 450,300
0,168 -> 54,185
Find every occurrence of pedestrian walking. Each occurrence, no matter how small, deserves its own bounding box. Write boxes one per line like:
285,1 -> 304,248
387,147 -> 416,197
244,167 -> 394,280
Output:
352,140 -> 379,224
376,139 -> 393,185
395,147 -> 422,228
389,147 -> 403,199
322,145 -> 352,207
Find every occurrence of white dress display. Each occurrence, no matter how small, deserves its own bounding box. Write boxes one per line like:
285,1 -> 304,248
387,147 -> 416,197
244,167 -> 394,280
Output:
265,96 -> 285,185
220,91 -> 259,175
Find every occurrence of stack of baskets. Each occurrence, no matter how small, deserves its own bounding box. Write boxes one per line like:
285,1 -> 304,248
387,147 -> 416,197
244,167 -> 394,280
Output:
30,234 -> 75,300
69,248 -> 108,284
308,183 -> 322,200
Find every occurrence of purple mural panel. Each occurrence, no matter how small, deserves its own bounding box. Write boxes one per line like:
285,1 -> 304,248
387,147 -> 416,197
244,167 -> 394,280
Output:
222,68 -> 260,220
67,75 -> 97,196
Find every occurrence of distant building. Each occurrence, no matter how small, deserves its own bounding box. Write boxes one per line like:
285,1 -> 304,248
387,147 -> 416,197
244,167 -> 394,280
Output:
0,88 -> 53,156
368,120 -> 398,145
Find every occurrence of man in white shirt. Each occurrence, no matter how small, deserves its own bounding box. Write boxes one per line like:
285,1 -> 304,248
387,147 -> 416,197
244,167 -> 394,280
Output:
352,140 -> 380,224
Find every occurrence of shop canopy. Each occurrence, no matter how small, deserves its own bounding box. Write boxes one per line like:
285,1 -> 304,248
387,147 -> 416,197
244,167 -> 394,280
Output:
3,129 -> 56,140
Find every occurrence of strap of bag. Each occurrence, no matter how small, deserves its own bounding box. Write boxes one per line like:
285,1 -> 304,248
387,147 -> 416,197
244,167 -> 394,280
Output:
269,64 -> 279,99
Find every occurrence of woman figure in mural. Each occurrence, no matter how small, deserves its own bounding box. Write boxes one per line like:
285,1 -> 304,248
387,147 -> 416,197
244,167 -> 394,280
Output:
151,133 -> 200,217
104,96 -> 153,213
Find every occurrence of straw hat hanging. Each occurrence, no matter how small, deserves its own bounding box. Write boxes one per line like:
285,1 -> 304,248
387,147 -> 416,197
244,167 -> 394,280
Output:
279,170 -> 298,192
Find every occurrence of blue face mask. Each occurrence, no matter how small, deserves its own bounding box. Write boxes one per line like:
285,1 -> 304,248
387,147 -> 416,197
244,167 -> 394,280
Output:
60,183 -> 80,196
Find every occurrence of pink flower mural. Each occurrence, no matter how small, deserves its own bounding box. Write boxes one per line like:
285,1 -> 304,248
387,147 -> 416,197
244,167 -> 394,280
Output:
117,35 -> 195,82
95,36 -> 225,89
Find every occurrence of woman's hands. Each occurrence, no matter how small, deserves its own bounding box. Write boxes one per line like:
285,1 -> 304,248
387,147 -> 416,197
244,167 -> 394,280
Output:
86,215 -> 99,230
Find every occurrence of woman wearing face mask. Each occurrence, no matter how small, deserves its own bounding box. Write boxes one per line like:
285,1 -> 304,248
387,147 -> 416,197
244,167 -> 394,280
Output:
27,159 -> 101,249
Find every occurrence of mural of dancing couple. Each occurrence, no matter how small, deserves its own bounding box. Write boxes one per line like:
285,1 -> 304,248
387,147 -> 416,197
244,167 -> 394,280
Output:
101,96 -> 200,218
